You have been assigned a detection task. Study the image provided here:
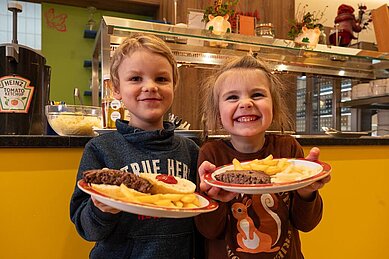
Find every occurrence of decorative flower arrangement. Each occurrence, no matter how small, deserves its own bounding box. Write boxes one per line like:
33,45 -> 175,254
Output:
356,4 -> 372,30
202,0 -> 239,23
287,4 -> 327,41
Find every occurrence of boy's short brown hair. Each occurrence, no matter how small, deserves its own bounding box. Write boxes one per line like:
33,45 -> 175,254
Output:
110,33 -> 179,91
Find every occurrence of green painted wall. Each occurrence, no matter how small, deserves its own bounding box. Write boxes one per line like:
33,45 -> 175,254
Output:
41,3 -> 151,105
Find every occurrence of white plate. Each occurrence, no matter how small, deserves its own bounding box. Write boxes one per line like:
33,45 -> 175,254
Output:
204,159 -> 331,194
175,130 -> 202,138
324,131 -> 370,138
313,44 -> 361,56
93,127 -> 116,135
78,180 -> 218,218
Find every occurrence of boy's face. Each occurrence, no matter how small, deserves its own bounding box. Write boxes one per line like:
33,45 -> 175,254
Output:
216,69 -> 273,139
114,49 -> 174,130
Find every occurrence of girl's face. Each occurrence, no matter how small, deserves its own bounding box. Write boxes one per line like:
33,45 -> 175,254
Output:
216,69 -> 273,139
114,49 -> 174,130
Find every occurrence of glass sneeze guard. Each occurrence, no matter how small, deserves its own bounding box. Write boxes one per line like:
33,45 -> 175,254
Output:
91,16 -> 389,106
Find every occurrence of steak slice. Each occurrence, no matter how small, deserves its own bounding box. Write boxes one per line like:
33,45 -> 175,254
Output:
215,170 -> 271,184
83,169 -> 153,193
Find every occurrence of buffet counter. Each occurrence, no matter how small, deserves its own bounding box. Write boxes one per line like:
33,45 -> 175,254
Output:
1,134 -> 388,259
2,134 -> 389,147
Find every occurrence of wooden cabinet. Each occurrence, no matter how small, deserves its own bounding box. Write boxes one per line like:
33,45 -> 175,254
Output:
159,0 -> 294,39
25,0 -> 160,17
372,4 -> 389,52
91,16 -> 389,131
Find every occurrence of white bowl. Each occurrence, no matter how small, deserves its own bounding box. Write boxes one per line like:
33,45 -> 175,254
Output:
45,105 -> 102,136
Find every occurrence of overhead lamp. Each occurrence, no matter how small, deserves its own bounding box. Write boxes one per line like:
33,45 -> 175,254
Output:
276,64 -> 287,72
202,53 -> 213,63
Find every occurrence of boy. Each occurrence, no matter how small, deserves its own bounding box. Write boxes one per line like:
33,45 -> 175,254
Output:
70,34 -> 199,259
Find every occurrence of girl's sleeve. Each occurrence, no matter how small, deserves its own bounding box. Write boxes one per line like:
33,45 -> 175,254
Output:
194,146 -> 229,239
289,137 -> 323,231
69,141 -> 121,241
289,191 -> 323,232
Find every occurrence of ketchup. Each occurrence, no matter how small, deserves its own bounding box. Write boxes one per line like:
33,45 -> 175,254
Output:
156,174 -> 177,184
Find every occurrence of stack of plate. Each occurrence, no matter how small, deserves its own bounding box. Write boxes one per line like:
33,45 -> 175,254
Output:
370,79 -> 388,96
377,110 -> 389,136
351,83 -> 371,99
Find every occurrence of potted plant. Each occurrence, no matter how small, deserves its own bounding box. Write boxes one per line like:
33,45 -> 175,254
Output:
288,4 -> 327,47
203,0 -> 239,36
203,0 -> 239,24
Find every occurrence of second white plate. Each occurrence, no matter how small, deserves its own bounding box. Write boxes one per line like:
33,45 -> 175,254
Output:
204,159 -> 331,194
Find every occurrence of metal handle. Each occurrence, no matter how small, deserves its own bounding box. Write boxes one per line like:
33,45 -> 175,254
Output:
74,88 -> 84,106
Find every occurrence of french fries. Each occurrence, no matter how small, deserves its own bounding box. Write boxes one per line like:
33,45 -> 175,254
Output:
231,155 -> 316,183
118,184 -> 200,209
232,155 -> 290,176
91,183 -> 127,200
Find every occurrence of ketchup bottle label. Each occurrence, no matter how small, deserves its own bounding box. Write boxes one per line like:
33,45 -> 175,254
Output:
0,75 -> 34,113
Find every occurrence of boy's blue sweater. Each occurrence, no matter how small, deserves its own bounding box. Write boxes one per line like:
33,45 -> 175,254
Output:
70,120 -> 199,259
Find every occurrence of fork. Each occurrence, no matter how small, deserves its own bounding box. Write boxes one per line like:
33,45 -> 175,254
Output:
173,117 -> 183,128
176,121 -> 191,130
168,113 -> 181,127
168,113 -> 190,129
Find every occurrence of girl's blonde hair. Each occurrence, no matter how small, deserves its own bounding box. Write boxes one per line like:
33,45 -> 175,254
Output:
201,54 -> 292,133
110,33 -> 179,90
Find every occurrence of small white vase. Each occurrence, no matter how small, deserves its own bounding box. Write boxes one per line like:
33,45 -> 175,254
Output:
294,26 -> 321,48
206,14 -> 231,47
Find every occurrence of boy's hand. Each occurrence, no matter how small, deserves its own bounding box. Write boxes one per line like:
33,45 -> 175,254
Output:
91,196 -> 121,214
297,147 -> 331,200
198,161 -> 237,202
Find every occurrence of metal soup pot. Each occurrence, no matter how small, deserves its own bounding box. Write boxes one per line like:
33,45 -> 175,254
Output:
0,44 -> 51,135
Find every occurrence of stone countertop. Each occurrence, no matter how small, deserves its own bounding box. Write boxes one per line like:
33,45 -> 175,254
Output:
1,134 -> 389,148
0,135 -> 91,148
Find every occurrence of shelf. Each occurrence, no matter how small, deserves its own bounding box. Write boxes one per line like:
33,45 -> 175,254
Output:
84,90 -> 101,97
340,95 -> 389,109
83,60 -> 92,68
90,16 -> 389,132
83,60 -> 101,68
84,30 -> 97,39
98,16 -> 389,80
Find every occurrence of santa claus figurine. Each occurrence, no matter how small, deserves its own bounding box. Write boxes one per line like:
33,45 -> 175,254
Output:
329,4 -> 362,47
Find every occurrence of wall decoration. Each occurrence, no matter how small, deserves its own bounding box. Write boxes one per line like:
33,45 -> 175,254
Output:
44,8 -> 68,32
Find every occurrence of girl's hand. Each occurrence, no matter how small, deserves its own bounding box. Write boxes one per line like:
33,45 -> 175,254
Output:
297,147 -> 331,200
91,196 -> 121,214
198,161 -> 238,202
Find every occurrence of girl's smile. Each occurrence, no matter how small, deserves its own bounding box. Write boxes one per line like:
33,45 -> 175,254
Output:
234,115 -> 260,122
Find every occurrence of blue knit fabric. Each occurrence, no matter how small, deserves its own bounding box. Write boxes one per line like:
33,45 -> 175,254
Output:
70,120 -> 199,259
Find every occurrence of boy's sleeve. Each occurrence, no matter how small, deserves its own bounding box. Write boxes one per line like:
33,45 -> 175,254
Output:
194,146 -> 228,239
69,141 -> 121,241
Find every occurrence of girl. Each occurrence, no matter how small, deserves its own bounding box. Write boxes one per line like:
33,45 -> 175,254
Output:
195,54 -> 331,259
70,34 -> 200,259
